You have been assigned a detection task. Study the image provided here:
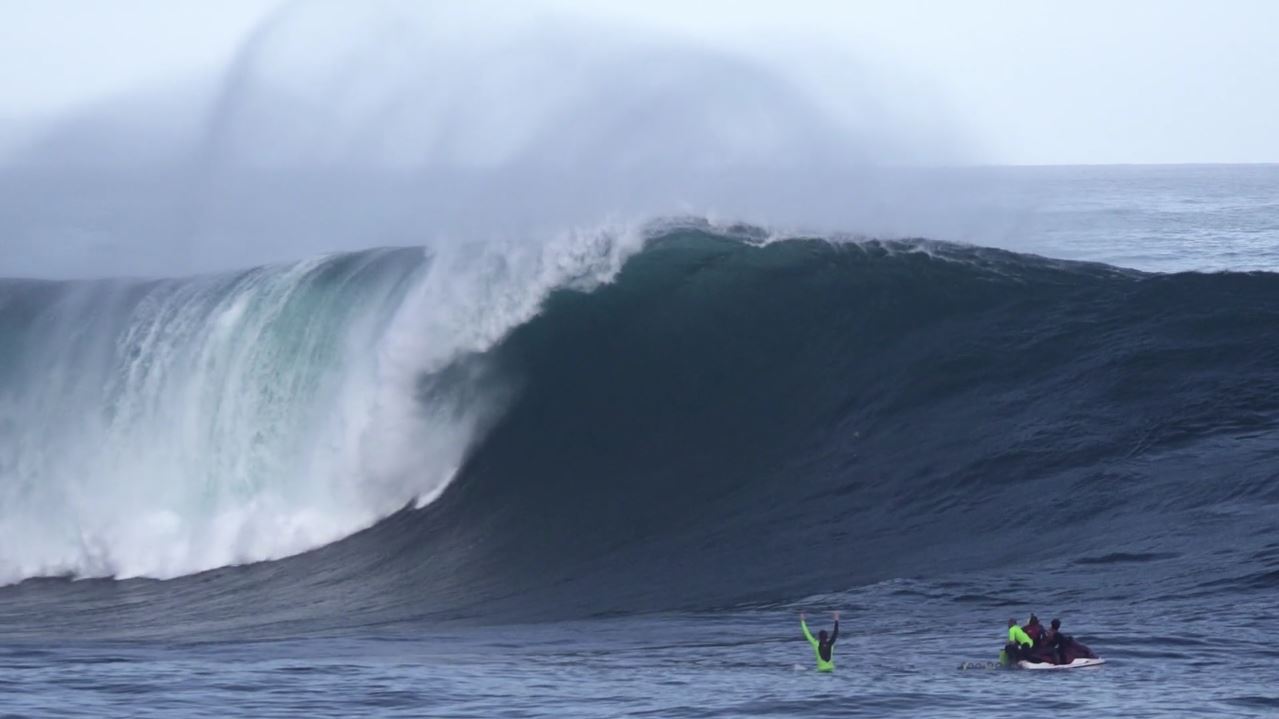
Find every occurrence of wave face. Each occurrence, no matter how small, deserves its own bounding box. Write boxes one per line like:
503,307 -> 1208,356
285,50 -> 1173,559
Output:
386,228 -> 1279,618
0,231 -> 640,584
3,224 -> 1279,634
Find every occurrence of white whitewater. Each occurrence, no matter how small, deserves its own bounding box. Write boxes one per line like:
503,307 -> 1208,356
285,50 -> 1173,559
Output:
0,226 -> 642,585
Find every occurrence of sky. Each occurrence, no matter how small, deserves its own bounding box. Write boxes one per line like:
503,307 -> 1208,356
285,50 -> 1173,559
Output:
1,0 -> 1277,165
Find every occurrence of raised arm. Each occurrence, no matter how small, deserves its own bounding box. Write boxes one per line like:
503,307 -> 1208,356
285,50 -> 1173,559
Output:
830,611 -> 840,644
800,615 -> 818,648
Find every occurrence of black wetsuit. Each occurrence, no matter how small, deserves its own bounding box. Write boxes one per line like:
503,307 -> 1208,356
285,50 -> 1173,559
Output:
1043,631 -> 1064,664
818,622 -> 839,662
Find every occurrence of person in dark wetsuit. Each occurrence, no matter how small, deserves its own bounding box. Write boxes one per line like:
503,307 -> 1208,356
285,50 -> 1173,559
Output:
1047,618 -> 1098,663
799,611 -> 840,672
1022,614 -> 1045,648
1042,618 -> 1064,664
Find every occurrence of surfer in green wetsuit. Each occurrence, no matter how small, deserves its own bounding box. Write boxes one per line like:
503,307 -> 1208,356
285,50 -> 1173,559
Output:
799,611 -> 840,672
1001,618 -> 1035,665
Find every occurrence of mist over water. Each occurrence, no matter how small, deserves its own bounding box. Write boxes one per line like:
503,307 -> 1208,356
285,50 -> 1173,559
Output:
1,0 -> 969,280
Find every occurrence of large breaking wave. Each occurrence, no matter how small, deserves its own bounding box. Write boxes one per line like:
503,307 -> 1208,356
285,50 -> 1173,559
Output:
2,222 -> 1278,635
0,228 -> 641,584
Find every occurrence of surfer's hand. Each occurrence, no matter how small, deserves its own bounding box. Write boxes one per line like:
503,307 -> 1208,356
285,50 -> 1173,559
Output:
800,611 -> 806,620
833,611 -> 840,620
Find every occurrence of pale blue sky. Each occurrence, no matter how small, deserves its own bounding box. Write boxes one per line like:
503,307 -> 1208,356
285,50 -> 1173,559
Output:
1,0 -> 1277,164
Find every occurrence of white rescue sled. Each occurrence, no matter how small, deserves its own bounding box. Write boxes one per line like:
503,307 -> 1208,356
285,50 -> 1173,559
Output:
1017,657 -> 1106,670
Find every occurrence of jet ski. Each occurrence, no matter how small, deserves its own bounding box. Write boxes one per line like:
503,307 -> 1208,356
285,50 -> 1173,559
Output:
1004,636 -> 1103,670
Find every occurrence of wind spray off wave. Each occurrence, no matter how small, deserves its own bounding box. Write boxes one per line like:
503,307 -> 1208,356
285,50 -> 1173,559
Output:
0,228 -> 642,585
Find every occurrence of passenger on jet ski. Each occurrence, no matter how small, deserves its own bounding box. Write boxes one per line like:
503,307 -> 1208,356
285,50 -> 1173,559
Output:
1003,618 -> 1035,663
1017,618 -> 1099,666
1042,618 -> 1064,664
1050,619 -> 1099,664
1022,615 -> 1045,647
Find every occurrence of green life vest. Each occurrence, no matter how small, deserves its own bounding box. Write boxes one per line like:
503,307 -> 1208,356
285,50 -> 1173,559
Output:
1008,625 -> 1033,648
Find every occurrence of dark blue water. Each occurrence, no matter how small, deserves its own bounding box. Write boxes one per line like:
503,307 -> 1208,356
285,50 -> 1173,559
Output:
3,165 -> 1279,717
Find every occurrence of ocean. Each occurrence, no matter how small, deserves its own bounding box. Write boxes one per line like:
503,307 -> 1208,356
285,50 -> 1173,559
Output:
2,164 -> 1278,717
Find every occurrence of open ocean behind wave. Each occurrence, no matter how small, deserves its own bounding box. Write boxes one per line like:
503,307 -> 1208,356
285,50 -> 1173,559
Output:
2,165 -> 1279,717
